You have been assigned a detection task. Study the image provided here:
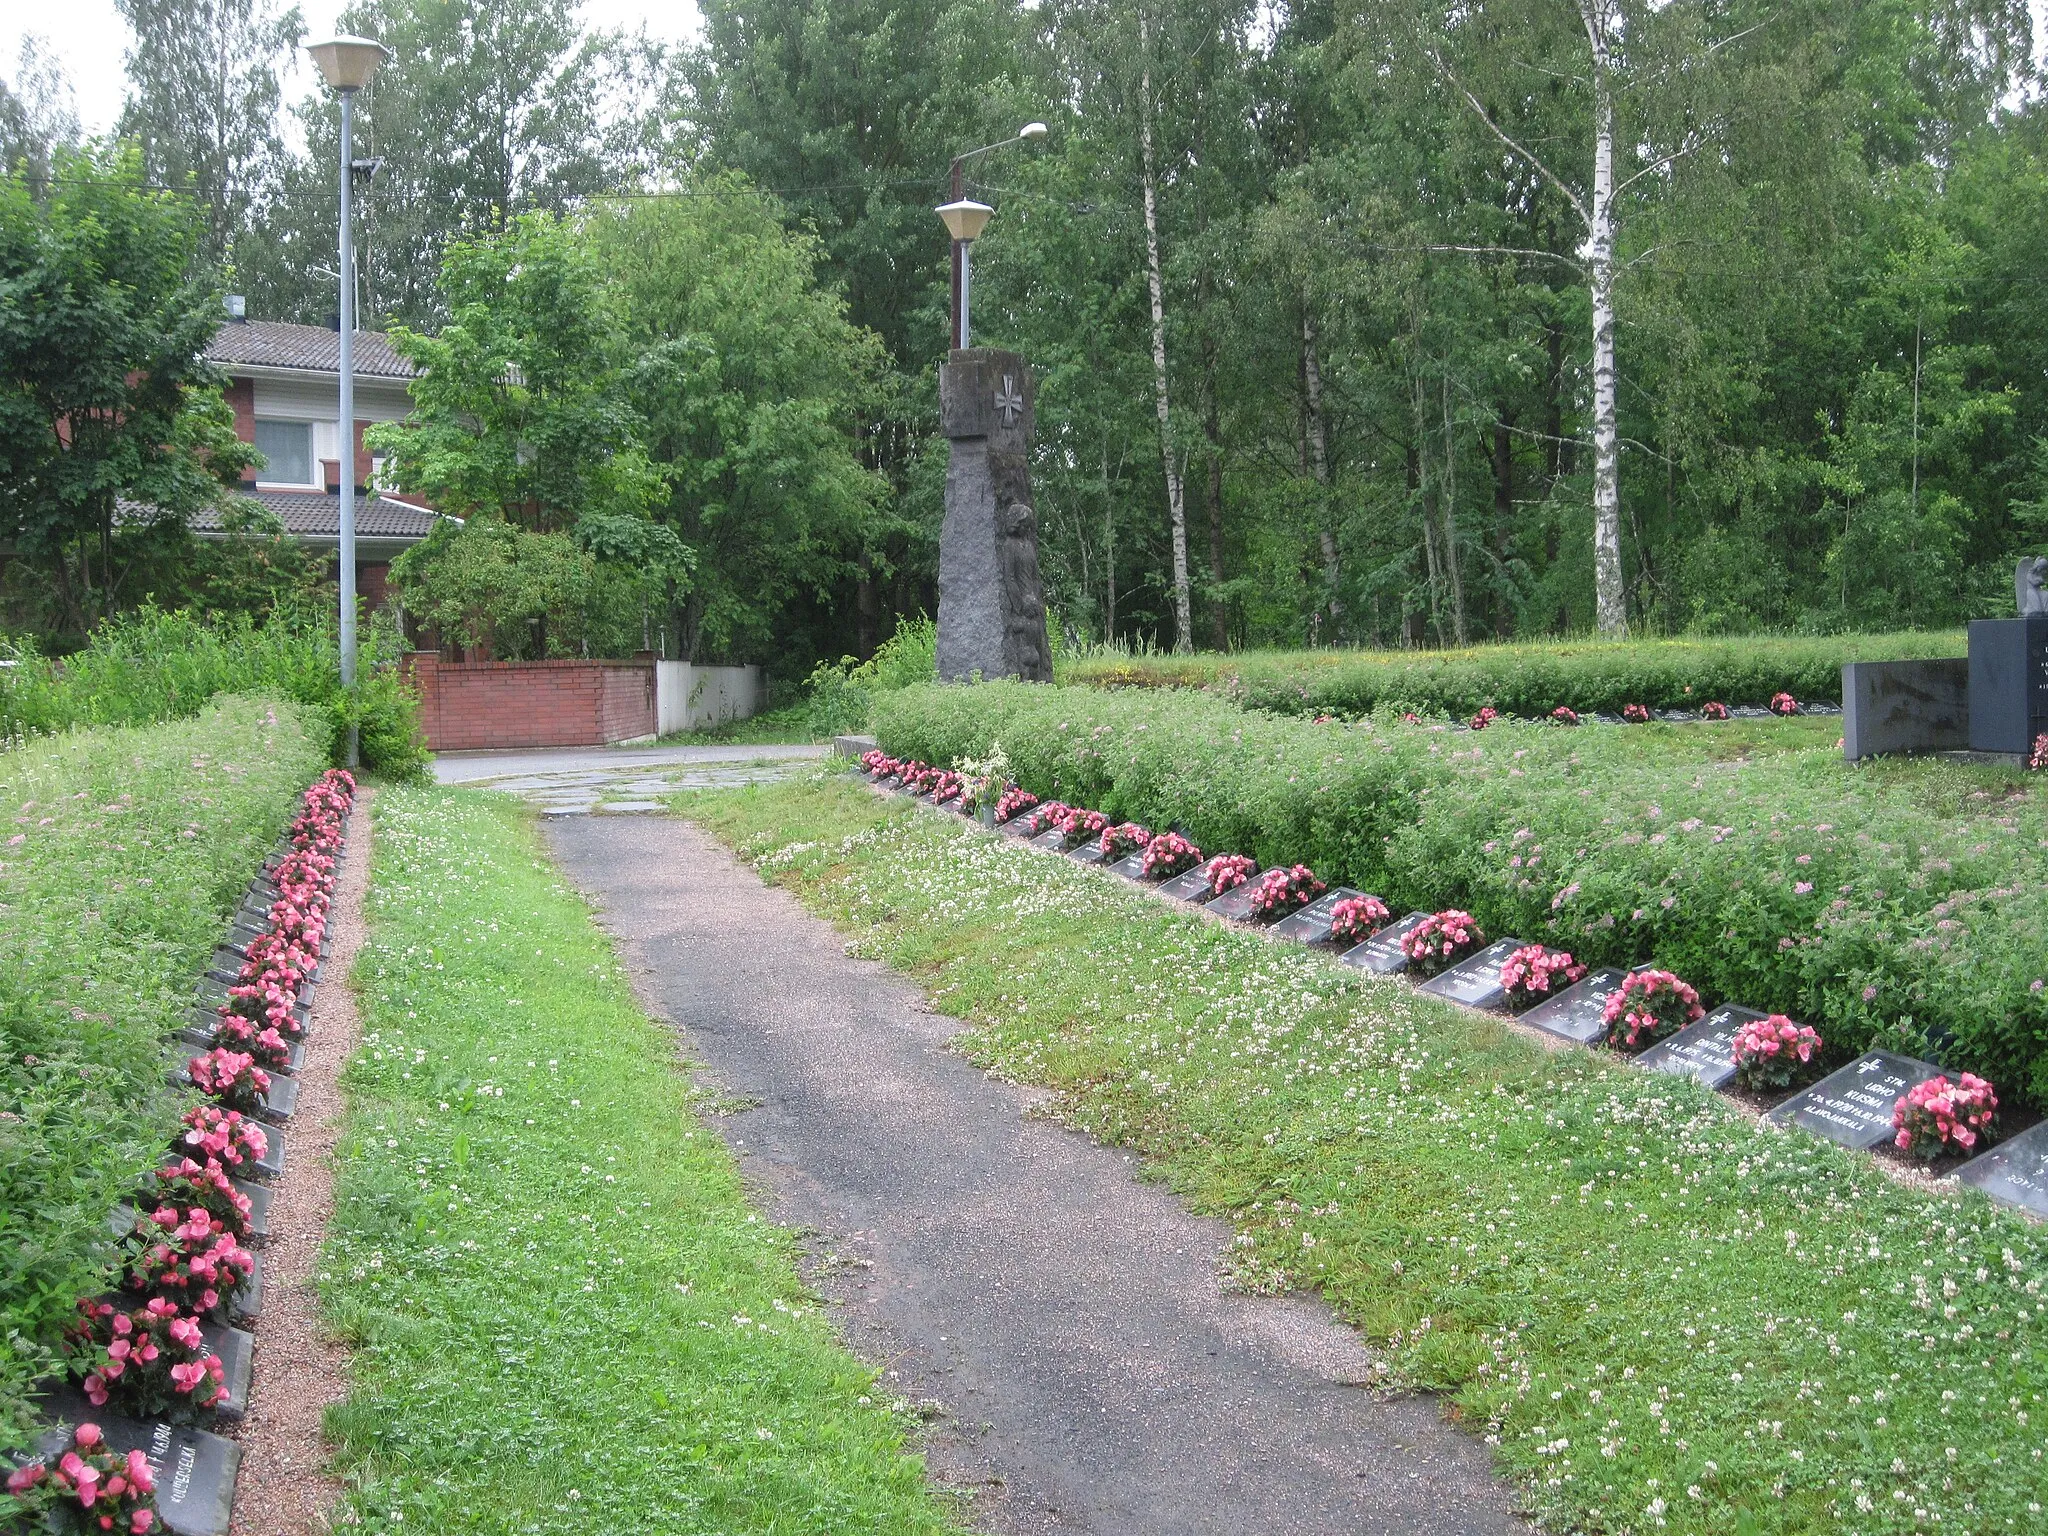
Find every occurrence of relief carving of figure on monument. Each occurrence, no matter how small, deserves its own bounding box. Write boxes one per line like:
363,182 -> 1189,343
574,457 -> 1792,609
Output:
999,501 -> 1054,680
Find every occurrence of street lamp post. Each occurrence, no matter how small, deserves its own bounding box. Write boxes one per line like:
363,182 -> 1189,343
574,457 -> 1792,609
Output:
936,122 -> 1046,350
307,34 -> 388,768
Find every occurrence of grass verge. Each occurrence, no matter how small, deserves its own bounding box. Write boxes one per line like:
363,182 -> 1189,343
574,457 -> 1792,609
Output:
683,776 -> 2048,1536
0,695 -> 328,1443
319,785 -> 966,1534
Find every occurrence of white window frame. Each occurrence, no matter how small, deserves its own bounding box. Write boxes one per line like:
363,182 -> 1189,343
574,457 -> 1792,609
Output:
252,418 -> 319,489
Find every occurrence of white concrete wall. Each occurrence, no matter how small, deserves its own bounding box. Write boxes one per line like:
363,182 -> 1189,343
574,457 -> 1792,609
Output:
655,662 -> 763,735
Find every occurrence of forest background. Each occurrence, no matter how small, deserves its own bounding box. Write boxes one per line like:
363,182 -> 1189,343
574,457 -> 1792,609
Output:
6,0 -> 2048,673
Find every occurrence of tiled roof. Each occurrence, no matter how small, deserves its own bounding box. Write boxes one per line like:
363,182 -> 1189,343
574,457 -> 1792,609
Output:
206,320 -> 416,379
120,491 -> 442,540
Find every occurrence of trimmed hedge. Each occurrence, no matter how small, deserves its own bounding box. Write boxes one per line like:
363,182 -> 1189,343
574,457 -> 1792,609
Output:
875,681 -> 2048,1104
1062,631 -> 1966,719
0,696 -> 329,1445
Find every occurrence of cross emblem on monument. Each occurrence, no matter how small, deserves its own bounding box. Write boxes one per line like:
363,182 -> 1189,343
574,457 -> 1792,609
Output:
996,375 -> 1024,426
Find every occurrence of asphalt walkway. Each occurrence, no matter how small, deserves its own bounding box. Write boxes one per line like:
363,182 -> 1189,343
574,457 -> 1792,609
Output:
546,813 -> 1523,1535
434,742 -> 826,814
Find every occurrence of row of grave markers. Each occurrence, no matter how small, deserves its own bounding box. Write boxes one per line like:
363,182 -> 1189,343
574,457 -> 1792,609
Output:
873,770 -> 2048,1223
17,814 -> 348,1536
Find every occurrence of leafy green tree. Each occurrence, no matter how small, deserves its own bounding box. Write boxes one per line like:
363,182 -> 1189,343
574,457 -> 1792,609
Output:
0,36 -> 79,189
0,145 -> 253,638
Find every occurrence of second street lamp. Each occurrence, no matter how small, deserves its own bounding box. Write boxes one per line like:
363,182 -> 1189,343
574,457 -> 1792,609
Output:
937,122 -> 1046,350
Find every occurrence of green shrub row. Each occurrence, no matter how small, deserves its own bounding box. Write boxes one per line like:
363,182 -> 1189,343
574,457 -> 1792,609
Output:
0,697 -> 330,1446
1061,631 -> 1967,719
1,604 -> 428,779
875,681 -> 2048,1104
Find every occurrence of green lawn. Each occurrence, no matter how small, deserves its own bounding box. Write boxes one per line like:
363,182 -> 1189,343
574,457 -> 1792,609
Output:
654,703 -> 822,747
683,776 -> 2048,1536
319,786 -> 965,1534
0,697 -> 328,1444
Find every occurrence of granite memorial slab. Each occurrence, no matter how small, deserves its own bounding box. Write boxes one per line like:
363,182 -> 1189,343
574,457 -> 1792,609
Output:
1156,861 -> 1229,903
31,1396 -> 239,1536
199,1322 -> 254,1420
1031,829 -> 1068,852
1267,888 -> 1369,945
1107,852 -> 1152,879
1765,1050 -> 1943,1151
1956,1120 -> 2048,1217
257,1075 -> 299,1126
232,1177 -> 272,1244
226,1250 -> 262,1325
1416,938 -> 1526,1010
1518,968 -> 1631,1044
1337,911 -> 1433,974
996,815 -> 1039,838
1068,843 -> 1108,865
1203,874 -> 1269,922
1635,1004 -> 1767,1090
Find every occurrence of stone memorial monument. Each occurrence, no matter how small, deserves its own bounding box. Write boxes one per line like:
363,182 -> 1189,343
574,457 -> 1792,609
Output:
937,348 -> 1054,683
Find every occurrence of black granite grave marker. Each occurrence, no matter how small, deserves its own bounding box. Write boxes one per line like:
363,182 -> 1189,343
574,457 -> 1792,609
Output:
1518,968 -> 1630,1044
257,1075 -> 299,1126
1416,939 -> 1526,1009
232,1177 -> 272,1244
1956,1121 -> 2048,1217
1156,860 -> 1230,903
1203,873 -> 1269,922
199,1322 -> 253,1420
1030,828 -> 1068,852
1338,911 -> 1433,974
1107,852 -> 1151,879
1268,888 -> 1370,945
227,1250 -> 263,1325
1765,1050 -> 1942,1151
32,1397 -> 240,1536
996,814 -> 1039,838
1068,842 -> 1108,865
1635,1004 -> 1766,1090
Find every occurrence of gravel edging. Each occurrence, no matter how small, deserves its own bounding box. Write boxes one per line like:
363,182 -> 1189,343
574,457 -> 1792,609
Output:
226,785 -> 374,1536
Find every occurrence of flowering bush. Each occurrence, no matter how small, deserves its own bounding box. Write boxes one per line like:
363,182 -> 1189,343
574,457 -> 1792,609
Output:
1469,706 -> 1498,730
1327,894 -> 1390,946
993,787 -> 1039,824
1601,969 -> 1704,1051
187,1048 -> 269,1115
144,1160 -> 254,1239
1893,1073 -> 1998,1159
1246,864 -> 1325,919
1402,909 -> 1483,977
3,1422 -> 159,1534
1730,1014 -> 1823,1092
2030,733 -> 2048,772
1771,691 -> 1798,716
1622,703 -> 1650,724
1498,945 -> 1586,1009
1057,807 -> 1109,847
1207,853 -> 1257,895
1701,700 -> 1730,720
1099,822 -> 1152,860
176,1105 -> 268,1177
69,1297 -> 228,1420
122,1207 -> 254,1317
1550,705 -> 1580,727
1140,832 -> 1202,879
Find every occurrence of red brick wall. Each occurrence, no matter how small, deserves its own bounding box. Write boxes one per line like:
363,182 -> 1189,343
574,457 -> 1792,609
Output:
225,379 -> 257,481
403,653 -> 656,751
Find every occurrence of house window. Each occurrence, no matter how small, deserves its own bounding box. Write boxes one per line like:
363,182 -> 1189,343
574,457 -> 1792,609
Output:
253,419 -> 314,486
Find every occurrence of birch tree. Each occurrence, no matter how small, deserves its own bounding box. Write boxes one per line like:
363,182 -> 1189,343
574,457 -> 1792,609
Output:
1137,9 -> 1195,651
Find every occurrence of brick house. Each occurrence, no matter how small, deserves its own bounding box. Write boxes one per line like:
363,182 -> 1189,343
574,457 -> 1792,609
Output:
201,313 -> 443,608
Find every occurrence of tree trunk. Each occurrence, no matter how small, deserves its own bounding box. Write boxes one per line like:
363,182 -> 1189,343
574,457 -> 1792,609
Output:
1581,0 -> 1626,636
1202,338 -> 1228,651
1102,437 -> 1117,641
1138,11 -> 1193,653
1301,308 -> 1342,635
1440,373 -> 1468,645
856,552 -> 879,659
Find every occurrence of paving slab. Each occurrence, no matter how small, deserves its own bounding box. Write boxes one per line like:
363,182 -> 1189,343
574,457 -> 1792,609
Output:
546,814 -> 1522,1536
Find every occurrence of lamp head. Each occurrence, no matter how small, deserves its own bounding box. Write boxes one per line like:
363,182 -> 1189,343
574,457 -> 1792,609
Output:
1019,122 -> 1048,140
307,35 -> 388,92
936,198 -> 995,243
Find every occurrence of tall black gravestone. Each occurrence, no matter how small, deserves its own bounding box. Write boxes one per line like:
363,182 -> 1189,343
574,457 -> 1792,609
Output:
937,348 -> 1054,683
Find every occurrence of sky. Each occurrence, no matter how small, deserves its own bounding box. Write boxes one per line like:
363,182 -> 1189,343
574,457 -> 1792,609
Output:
5,1 -> 704,138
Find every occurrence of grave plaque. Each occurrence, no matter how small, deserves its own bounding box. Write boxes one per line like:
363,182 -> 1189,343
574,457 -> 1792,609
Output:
258,1075 -> 299,1126
1107,852 -> 1152,879
1519,968 -> 1630,1044
227,1250 -> 263,1324
1156,860 -> 1229,903
1765,1050 -> 1942,1151
1417,938 -> 1526,1010
997,814 -> 1039,838
1068,842 -> 1108,865
199,1323 -> 254,1420
1635,1004 -> 1767,1090
1956,1121 -> 2048,1217
1338,911 -> 1433,975
32,1394 -> 239,1536
232,1177 -> 273,1244
1203,873 -> 1269,922
1268,888 -> 1370,945
1031,828 -> 1068,852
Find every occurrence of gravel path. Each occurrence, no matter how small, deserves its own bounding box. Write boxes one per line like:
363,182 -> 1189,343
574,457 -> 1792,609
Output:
547,815 -> 1525,1536
227,789 -> 374,1536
